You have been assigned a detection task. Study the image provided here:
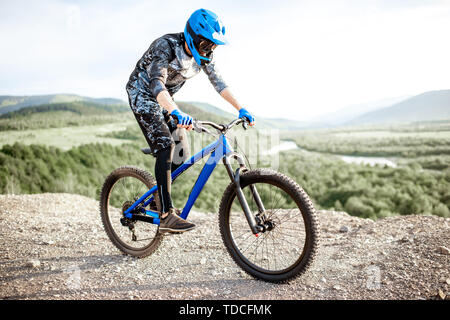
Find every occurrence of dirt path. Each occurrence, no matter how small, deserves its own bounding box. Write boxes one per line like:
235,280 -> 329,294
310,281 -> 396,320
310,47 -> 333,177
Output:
0,193 -> 449,300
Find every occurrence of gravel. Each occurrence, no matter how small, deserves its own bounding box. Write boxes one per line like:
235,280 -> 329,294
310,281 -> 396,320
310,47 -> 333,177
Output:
0,193 -> 449,300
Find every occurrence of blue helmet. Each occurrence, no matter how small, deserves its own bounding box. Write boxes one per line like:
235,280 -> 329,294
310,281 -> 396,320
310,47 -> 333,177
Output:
184,9 -> 228,66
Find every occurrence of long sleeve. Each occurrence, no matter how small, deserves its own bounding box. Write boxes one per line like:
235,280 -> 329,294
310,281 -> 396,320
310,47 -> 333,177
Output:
146,39 -> 174,98
202,60 -> 228,94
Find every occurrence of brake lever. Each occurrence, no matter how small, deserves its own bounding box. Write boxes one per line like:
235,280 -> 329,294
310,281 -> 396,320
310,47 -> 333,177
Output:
242,121 -> 248,130
192,120 -> 214,135
192,120 -> 203,133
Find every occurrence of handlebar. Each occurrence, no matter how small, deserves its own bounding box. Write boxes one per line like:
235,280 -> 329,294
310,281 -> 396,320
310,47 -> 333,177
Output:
171,114 -> 249,134
193,118 -> 248,134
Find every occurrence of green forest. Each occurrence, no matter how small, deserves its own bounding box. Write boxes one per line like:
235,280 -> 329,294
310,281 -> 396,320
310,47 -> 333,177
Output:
0,101 -> 130,131
0,98 -> 449,220
282,123 -> 450,171
0,140 -> 449,219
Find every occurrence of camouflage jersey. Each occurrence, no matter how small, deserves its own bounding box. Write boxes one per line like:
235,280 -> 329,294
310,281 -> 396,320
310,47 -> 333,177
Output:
126,32 -> 228,156
126,32 -> 228,111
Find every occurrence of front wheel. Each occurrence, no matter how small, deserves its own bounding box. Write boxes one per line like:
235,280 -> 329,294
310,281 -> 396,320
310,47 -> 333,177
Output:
218,168 -> 319,283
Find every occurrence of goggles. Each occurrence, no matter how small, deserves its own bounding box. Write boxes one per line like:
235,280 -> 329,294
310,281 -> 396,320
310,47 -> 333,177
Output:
198,39 -> 217,56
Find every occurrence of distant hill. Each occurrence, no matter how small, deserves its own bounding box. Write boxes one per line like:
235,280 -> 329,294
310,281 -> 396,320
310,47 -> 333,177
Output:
0,101 -> 129,119
183,101 -> 235,120
0,94 -> 327,131
347,90 -> 450,125
256,117 -> 317,130
184,101 -> 313,130
176,101 -> 232,125
0,94 -> 126,114
311,95 -> 411,126
0,99 -> 131,131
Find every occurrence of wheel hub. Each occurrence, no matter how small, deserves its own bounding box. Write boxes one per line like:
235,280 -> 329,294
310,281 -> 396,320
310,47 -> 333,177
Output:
121,201 -> 133,214
255,213 -> 276,233
264,220 -> 276,231
120,201 -> 134,227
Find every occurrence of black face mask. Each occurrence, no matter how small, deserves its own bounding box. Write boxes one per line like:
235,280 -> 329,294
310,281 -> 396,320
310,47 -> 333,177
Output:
186,22 -> 216,62
198,39 -> 216,56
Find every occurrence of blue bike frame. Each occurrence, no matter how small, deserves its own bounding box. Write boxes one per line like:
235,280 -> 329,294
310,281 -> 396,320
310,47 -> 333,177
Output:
123,134 -> 234,225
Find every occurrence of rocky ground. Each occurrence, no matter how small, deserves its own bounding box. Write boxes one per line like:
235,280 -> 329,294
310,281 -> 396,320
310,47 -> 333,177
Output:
0,193 -> 449,300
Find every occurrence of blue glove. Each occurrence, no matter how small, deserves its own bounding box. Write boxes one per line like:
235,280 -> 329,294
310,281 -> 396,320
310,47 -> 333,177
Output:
238,108 -> 255,124
170,109 -> 193,126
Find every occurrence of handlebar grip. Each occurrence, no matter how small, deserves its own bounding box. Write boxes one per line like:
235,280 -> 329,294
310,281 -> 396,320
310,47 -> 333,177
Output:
170,114 -> 179,125
171,115 -> 195,127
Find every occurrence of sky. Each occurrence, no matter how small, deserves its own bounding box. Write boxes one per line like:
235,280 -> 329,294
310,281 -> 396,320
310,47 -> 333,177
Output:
1,0 -> 450,120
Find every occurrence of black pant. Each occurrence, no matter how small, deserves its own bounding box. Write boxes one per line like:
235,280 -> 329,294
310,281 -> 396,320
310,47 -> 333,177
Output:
128,91 -> 190,213
155,145 -> 174,213
154,131 -> 190,213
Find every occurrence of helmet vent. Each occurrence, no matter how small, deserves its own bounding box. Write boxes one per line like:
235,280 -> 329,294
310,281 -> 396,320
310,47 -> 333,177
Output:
186,9 -> 227,65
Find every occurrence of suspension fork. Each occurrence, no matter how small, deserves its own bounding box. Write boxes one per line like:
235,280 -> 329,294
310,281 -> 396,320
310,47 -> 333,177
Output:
223,153 -> 266,234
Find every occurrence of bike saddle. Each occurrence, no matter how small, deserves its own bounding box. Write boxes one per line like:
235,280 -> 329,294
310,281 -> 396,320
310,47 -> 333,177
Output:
141,148 -> 152,155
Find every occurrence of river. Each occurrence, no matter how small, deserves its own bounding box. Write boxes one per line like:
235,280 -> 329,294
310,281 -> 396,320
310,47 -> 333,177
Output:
266,141 -> 397,168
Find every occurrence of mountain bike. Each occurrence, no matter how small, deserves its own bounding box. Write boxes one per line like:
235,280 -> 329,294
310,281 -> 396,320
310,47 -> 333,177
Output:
99,118 -> 319,283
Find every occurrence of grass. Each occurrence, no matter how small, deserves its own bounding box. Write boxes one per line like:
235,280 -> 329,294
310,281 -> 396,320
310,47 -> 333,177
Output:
331,130 -> 450,139
0,100 -> 449,219
0,121 -> 135,150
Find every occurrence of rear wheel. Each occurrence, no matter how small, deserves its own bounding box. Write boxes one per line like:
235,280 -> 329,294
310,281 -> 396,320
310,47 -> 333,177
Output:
100,166 -> 163,258
218,168 -> 319,283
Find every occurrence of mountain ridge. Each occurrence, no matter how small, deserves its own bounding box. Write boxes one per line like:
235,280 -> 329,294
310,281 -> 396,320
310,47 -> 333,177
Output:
3,90 -> 449,128
0,94 -> 314,131
346,89 -> 450,125
310,95 -> 411,126
0,94 -> 126,115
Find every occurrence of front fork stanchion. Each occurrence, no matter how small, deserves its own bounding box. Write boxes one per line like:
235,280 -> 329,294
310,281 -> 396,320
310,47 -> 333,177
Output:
234,167 -> 261,234
223,152 -> 243,180
249,184 -> 266,214
223,153 -> 264,234
223,153 -> 266,214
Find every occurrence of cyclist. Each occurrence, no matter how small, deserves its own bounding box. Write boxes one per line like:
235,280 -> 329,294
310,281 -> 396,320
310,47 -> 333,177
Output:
126,8 -> 255,233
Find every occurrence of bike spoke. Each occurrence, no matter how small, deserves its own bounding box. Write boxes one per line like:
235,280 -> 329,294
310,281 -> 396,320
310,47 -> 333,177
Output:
107,175 -> 158,250
277,212 -> 304,226
240,232 -> 264,255
232,229 -> 254,242
228,180 -> 308,273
